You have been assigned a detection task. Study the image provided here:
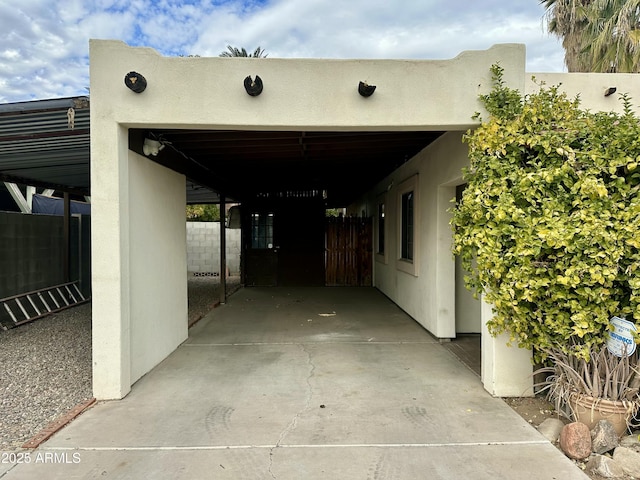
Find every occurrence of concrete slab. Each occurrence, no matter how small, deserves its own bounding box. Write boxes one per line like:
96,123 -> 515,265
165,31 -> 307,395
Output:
2,287 -> 589,479
2,444 -> 585,480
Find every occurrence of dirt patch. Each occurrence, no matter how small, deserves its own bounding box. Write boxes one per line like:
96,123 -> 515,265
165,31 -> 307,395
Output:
503,395 -> 560,429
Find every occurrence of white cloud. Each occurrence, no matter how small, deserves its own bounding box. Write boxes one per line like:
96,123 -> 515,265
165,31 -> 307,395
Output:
0,0 -> 565,102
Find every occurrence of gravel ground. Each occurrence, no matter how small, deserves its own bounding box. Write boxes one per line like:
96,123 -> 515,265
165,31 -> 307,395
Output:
0,275 -> 239,451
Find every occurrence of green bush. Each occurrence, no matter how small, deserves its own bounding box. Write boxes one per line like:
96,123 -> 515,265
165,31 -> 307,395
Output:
452,65 -> 640,361
186,204 -> 220,222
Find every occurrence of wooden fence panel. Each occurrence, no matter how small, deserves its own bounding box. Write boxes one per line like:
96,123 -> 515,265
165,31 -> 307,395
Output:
325,216 -> 372,286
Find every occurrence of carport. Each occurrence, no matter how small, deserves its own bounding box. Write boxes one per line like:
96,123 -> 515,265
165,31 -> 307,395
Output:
90,40 -> 538,400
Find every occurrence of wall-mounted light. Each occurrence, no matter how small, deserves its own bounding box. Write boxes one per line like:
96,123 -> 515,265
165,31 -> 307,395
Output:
143,137 -> 165,156
604,87 -> 617,97
125,72 -> 147,93
358,81 -> 376,97
244,75 -> 263,96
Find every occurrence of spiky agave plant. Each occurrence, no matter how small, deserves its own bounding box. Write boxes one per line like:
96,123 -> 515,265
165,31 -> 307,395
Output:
535,344 -> 640,425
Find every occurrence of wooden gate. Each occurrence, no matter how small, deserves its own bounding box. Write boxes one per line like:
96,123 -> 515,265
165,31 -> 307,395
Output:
325,216 -> 372,286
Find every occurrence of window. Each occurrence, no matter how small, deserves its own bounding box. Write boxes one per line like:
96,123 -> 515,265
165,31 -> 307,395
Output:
401,192 -> 414,261
396,174 -> 419,276
377,202 -> 385,255
251,212 -> 274,249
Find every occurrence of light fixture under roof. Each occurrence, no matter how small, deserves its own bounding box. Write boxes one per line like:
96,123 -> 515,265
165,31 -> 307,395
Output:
143,137 -> 165,156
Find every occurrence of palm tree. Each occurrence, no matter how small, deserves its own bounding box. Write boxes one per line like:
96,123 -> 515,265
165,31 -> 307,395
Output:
581,0 -> 640,72
541,0 -> 640,72
219,45 -> 268,58
541,0 -> 593,71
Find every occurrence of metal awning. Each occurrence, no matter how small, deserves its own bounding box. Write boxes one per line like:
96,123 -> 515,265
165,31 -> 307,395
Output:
0,97 -> 90,195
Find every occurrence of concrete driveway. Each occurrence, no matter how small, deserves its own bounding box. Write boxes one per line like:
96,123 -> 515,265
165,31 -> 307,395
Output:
1,287 -> 588,479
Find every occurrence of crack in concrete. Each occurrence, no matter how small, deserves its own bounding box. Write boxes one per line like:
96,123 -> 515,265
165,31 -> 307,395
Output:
267,344 -> 316,479
0,462 -> 19,479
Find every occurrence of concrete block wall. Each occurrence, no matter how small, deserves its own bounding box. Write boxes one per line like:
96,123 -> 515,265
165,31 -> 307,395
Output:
186,222 -> 241,275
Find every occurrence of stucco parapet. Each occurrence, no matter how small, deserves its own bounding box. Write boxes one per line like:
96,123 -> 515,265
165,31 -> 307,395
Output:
90,40 -> 526,130
525,72 -> 640,115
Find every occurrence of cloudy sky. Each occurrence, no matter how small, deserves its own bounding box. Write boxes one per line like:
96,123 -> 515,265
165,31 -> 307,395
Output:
0,0 -> 565,103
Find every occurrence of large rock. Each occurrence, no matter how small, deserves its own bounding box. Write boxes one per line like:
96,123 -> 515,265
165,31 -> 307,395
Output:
620,433 -> 640,448
538,418 -> 565,443
559,422 -> 592,460
613,446 -> 640,478
586,454 -> 625,478
591,420 -> 619,454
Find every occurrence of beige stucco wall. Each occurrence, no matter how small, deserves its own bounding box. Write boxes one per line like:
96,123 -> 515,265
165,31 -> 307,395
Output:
90,40 -> 525,131
526,73 -> 640,115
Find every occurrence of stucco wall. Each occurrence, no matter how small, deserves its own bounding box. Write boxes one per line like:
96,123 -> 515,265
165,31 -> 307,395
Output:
91,121 -> 130,399
90,40 -> 525,131
350,131 -> 474,338
526,73 -> 640,115
128,151 -> 188,384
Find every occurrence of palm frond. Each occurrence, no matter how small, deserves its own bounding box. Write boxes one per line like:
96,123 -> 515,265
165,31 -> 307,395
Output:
219,45 -> 268,58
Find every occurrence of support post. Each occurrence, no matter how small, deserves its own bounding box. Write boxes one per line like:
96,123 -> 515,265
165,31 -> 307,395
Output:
63,192 -> 71,283
220,196 -> 227,304
26,186 -> 35,212
481,295 -> 534,397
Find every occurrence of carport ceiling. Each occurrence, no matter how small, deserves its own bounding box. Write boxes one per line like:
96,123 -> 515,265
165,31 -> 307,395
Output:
130,129 -> 444,206
0,96 -> 445,206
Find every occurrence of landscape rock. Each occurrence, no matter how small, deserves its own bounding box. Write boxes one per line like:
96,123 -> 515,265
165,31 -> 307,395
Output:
591,420 -> 620,454
613,446 -> 640,478
560,422 -> 592,460
538,418 -> 565,443
619,433 -> 640,448
586,454 -> 625,479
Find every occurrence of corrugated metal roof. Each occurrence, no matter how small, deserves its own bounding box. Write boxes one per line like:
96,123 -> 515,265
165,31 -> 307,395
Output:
0,97 -> 91,194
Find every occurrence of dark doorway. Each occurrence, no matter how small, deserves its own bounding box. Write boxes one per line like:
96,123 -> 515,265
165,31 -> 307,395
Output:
243,193 -> 325,287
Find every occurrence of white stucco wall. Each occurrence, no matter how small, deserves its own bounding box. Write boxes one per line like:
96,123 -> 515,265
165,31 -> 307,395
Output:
351,131 -> 474,338
91,121 -> 132,399
128,151 -> 188,385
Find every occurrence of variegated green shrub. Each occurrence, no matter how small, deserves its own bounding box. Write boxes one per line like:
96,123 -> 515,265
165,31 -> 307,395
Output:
452,65 -> 640,361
